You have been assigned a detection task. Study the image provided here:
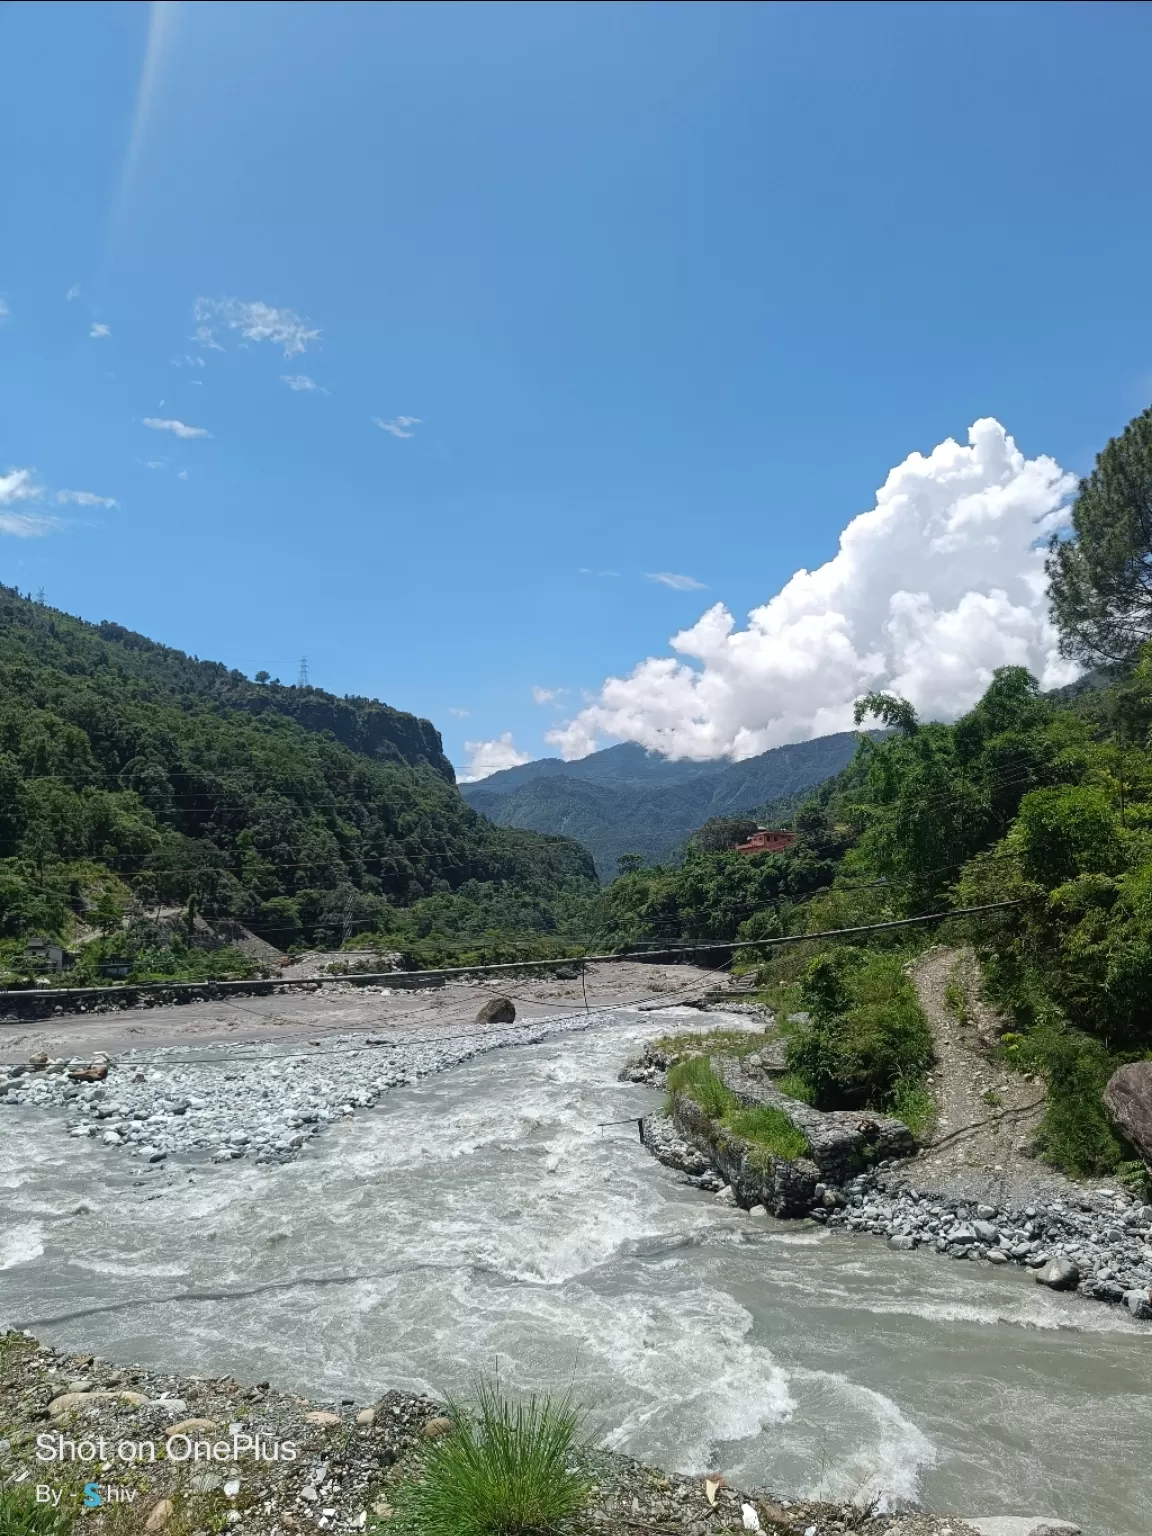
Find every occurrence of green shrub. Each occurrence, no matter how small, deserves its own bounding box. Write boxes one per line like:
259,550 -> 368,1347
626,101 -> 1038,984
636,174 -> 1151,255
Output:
1027,1026 -> 1126,1177
665,1056 -> 736,1119
726,1105 -> 810,1160
392,1379 -> 590,1536
785,950 -> 934,1112
0,1488 -> 74,1536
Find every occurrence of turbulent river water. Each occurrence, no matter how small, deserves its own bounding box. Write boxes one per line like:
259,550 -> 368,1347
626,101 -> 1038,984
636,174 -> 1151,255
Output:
2,1008 -> 1150,1535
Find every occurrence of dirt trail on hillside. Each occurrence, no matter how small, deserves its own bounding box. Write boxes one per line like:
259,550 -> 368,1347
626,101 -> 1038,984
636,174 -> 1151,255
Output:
905,945 -> 1056,1204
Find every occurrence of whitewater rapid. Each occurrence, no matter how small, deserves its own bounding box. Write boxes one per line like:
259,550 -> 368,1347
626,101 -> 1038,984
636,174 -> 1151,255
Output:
2,1009 -> 1149,1534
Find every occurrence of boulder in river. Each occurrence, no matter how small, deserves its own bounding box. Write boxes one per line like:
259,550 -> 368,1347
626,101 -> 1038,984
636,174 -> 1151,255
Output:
476,996 -> 515,1024
1103,1061 -> 1152,1161
1035,1257 -> 1079,1291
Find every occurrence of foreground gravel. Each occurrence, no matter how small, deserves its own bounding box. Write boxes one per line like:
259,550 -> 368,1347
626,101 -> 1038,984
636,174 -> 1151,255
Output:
0,1333 -> 1025,1536
0,1008 -> 632,1167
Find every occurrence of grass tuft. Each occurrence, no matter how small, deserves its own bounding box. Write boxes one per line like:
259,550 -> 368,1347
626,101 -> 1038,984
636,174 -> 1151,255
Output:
665,1056 -> 736,1119
0,1489 -> 74,1536
725,1105 -> 810,1160
391,1379 -> 590,1536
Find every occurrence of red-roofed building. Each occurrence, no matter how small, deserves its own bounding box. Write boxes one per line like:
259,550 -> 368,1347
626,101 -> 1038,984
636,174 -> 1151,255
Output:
734,828 -> 797,856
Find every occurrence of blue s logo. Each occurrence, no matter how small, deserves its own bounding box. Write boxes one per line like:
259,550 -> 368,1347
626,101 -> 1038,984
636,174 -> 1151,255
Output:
83,1484 -> 102,1509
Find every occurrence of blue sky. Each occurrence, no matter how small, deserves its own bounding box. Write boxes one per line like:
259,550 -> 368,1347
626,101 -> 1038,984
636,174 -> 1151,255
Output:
1,2 -> 1150,776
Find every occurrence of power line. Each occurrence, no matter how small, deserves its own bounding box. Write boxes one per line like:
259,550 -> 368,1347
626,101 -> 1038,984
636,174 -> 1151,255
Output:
0,900 -> 1024,1010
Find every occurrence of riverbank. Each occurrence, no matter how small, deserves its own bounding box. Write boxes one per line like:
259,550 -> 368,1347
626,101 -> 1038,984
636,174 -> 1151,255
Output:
0,1334 -> 1072,1536
0,965 -> 716,1170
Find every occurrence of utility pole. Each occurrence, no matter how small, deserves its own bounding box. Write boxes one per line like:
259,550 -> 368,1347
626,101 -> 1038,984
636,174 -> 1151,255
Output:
341,890 -> 355,947
297,655 -> 310,688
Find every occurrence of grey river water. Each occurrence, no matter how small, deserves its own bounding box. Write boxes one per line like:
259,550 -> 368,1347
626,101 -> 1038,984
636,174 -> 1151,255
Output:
2,1009 -> 1150,1534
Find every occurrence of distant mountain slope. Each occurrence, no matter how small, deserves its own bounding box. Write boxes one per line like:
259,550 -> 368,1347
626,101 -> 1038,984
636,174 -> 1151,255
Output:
462,732 -> 867,876
0,587 -> 596,965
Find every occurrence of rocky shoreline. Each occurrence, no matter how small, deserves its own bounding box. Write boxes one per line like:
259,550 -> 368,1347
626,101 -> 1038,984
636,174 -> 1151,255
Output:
0,1334 -> 1076,1536
632,1032 -> 1152,1323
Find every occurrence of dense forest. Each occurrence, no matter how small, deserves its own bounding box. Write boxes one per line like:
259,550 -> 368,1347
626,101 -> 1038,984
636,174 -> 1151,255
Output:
0,592 -> 597,981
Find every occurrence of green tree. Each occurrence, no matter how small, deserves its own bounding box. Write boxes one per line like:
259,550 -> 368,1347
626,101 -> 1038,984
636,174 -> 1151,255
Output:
688,816 -> 760,853
1046,405 -> 1152,664
854,692 -> 918,735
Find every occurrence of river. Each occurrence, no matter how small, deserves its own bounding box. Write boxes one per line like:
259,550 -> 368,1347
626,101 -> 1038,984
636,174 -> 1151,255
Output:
2,1009 -> 1149,1535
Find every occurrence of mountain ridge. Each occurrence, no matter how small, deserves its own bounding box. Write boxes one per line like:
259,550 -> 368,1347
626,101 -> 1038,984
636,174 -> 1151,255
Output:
461,732 -> 869,876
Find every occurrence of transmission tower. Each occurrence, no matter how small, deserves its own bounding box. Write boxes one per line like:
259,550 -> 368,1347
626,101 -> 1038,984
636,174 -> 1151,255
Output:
35,587 -> 45,605
297,655 -> 310,687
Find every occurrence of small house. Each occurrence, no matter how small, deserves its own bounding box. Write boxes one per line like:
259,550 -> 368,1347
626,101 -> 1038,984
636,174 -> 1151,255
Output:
24,937 -> 75,972
734,828 -> 798,856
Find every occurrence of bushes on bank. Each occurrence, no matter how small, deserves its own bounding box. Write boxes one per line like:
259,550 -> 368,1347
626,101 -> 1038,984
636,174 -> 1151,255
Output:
783,949 -> 933,1113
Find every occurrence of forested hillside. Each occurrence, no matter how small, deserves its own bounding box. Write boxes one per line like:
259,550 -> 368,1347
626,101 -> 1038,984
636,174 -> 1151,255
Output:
462,731 -> 867,875
0,588 -> 596,980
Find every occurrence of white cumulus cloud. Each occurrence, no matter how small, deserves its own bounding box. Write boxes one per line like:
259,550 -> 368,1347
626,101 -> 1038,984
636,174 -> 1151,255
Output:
66,284 -> 81,301
0,299 -> 8,325
143,417 -> 209,439
90,322 -> 111,338
282,374 -> 316,391
532,686 -> 566,705
447,707 -> 471,718
546,418 -> 1080,763
374,415 -> 420,439
0,468 -> 42,505
646,571 -> 707,591
459,733 -> 533,781
194,297 -> 319,356
56,489 -> 119,508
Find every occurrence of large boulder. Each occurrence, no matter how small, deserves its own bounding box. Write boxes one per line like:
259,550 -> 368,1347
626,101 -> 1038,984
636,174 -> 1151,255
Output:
1103,1061 -> 1152,1161
1035,1257 -> 1079,1291
476,995 -> 515,1024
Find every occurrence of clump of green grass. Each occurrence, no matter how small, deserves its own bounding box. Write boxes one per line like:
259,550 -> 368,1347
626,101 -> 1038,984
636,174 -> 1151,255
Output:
891,1077 -> 937,1138
944,970 -> 968,1024
391,1379 -> 590,1536
725,1105 -> 810,1160
666,1057 -> 811,1163
775,1072 -> 816,1104
665,1056 -> 737,1119
981,1087 -> 1003,1108
0,1489 -> 74,1536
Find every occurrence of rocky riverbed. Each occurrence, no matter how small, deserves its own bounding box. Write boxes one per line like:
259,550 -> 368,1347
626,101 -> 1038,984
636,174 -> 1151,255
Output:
0,1009 -> 626,1167
0,1334 -> 1075,1536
